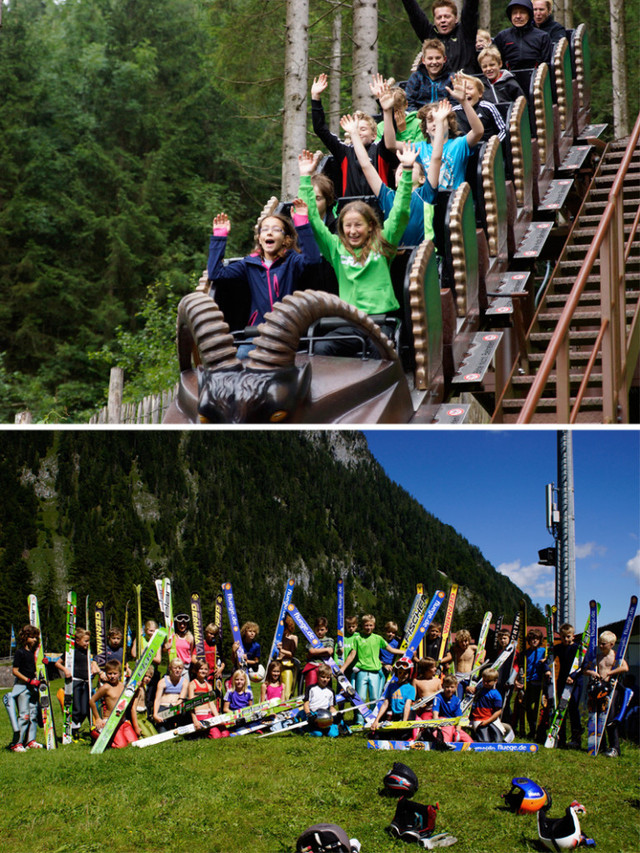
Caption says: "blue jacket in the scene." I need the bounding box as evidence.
[207,223,321,327]
[405,64,453,111]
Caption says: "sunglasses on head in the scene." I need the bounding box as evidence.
[175,614,190,624]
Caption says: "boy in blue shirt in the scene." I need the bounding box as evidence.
[370,658,416,735]
[469,668,504,742]
[432,673,474,743]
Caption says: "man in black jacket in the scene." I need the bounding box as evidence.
[400,0,480,74]
[532,0,568,46]
[493,0,553,71]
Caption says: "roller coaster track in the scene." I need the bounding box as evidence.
[494,113,640,423]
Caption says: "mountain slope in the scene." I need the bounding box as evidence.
[0,431,541,652]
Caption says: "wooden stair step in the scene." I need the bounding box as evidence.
[529,329,600,344]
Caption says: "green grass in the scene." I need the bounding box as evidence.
[1,680,639,853]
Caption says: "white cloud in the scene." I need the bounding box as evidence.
[575,542,606,559]
[497,559,555,600]
[626,549,640,580]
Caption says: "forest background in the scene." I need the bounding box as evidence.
[0,430,542,655]
[0,0,637,422]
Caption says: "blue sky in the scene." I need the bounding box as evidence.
[363,428,639,628]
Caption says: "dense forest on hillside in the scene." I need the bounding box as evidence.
[0,430,541,655]
[0,0,637,422]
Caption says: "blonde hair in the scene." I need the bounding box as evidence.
[457,72,484,98]
[352,111,377,136]
[599,631,617,645]
[454,629,472,644]
[478,46,503,66]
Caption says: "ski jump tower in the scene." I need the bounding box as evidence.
[542,431,576,627]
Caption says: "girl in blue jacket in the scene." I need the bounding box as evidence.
[207,203,321,357]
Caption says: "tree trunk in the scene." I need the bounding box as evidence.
[352,0,378,113]
[609,0,629,136]
[479,0,491,31]
[281,0,309,198]
[328,1,343,134]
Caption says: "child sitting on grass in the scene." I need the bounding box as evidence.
[370,658,416,737]
[303,663,339,737]
[468,668,505,742]
[431,673,474,743]
[153,657,188,732]
[261,660,285,704]
[188,660,219,739]
[89,660,138,748]
[412,657,443,719]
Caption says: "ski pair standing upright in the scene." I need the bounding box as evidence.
[586,595,637,756]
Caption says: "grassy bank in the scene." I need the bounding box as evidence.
[1,681,638,853]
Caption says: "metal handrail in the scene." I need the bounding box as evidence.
[517,111,640,423]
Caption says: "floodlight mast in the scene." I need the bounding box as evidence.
[556,431,576,627]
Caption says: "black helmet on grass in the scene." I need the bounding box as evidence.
[383,762,419,798]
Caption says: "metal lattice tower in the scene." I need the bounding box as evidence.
[556,431,576,626]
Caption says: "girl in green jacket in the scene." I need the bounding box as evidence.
[297,143,419,358]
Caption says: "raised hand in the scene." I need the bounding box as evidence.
[340,113,359,138]
[311,73,329,100]
[397,142,419,170]
[369,72,386,100]
[433,99,452,123]
[291,197,308,218]
[298,149,317,176]
[212,213,230,235]
[378,81,396,113]
[446,72,468,104]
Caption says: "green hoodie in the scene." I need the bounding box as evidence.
[299,170,412,315]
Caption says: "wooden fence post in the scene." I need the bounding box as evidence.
[107,367,124,424]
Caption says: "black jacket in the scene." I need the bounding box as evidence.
[538,14,568,46]
[479,70,525,104]
[494,19,553,70]
[401,0,480,74]
[311,99,397,196]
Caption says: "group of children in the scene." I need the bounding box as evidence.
[206,0,571,360]
[7,604,631,755]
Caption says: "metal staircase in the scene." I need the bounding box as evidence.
[494,120,640,423]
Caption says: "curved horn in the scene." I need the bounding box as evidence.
[176,291,241,372]
[245,291,398,369]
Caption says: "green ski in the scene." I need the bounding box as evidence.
[91,627,167,755]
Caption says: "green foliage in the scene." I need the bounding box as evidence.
[88,278,193,405]
[0,0,634,418]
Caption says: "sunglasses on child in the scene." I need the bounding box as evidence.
[174,614,190,624]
